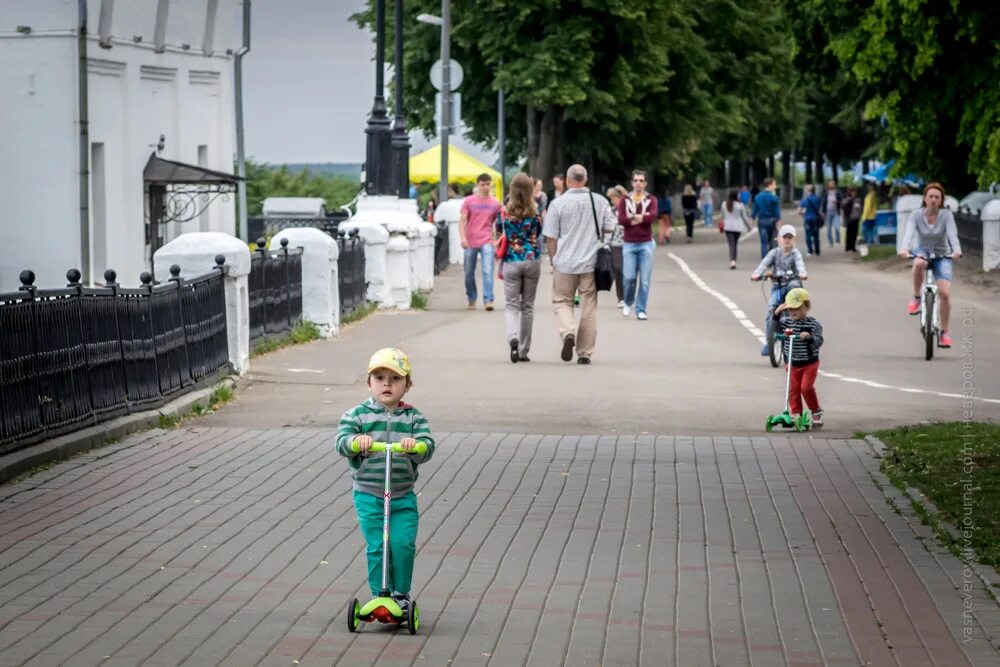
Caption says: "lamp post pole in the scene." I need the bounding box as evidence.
[438,0,450,205]
[391,0,409,198]
[498,58,505,196]
[364,0,392,195]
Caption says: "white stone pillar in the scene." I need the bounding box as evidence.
[416,220,437,291]
[271,227,340,338]
[981,200,1000,272]
[385,235,412,309]
[153,232,252,375]
[388,200,422,293]
[434,198,464,264]
[348,196,395,305]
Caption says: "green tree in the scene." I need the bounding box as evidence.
[243,160,361,215]
[811,0,1000,190]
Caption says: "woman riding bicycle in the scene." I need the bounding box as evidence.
[898,182,962,348]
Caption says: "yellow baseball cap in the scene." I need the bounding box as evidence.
[367,347,411,377]
[784,287,811,308]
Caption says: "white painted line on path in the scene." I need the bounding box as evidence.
[667,252,1000,405]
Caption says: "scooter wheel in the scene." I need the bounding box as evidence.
[347,597,360,633]
[407,599,419,634]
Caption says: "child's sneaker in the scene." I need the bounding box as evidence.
[393,593,410,613]
[812,410,824,428]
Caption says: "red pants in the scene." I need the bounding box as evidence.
[788,361,821,415]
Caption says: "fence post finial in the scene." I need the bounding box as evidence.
[104,269,118,287]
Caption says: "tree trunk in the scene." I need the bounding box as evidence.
[804,155,813,187]
[766,154,775,178]
[832,162,839,184]
[533,105,563,184]
[862,157,870,176]
[782,150,793,204]
[813,144,823,186]
[526,105,539,176]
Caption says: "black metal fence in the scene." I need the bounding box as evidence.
[247,213,348,242]
[434,221,449,275]
[953,212,984,256]
[248,238,304,345]
[337,228,367,317]
[0,262,230,454]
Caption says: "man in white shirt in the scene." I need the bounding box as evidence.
[542,164,617,364]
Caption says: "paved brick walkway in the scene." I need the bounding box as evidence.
[0,428,997,666]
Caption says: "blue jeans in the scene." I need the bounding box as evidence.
[702,203,713,226]
[758,219,777,258]
[825,211,841,245]
[464,244,494,303]
[804,219,822,255]
[861,219,877,245]
[622,240,655,314]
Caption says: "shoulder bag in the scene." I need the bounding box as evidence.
[589,194,614,292]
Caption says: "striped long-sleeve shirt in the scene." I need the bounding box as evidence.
[336,397,436,497]
[777,314,824,367]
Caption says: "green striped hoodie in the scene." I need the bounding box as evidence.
[336,397,435,497]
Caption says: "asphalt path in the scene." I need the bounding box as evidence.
[202,212,1000,438]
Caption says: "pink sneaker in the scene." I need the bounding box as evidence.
[906,297,920,315]
[939,331,952,348]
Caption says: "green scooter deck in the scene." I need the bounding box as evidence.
[358,596,403,619]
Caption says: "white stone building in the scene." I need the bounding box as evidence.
[0,0,244,289]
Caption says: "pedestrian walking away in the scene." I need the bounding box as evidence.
[752,224,808,357]
[798,184,823,256]
[752,177,782,257]
[496,173,544,363]
[681,184,698,242]
[336,348,436,610]
[656,190,673,244]
[543,164,617,364]
[617,170,657,320]
[898,182,963,348]
[460,174,503,310]
[841,186,862,252]
[721,189,752,269]
[699,179,715,226]
[824,179,842,247]
[774,288,825,427]
[860,182,879,247]
[533,178,549,221]
[605,185,628,305]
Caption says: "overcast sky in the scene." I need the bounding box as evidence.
[243,0,495,165]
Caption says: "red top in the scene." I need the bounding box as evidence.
[616,192,658,243]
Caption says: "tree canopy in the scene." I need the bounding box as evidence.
[353,1,998,191]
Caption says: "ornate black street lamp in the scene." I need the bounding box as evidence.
[391,0,410,198]
[364,0,392,195]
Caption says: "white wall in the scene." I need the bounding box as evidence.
[0,0,242,289]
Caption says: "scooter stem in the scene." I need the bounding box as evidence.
[380,433,392,596]
[783,334,794,412]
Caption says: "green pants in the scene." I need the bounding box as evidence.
[353,490,419,596]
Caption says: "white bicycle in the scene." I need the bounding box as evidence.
[911,252,952,361]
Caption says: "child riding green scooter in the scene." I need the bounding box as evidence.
[336,348,436,631]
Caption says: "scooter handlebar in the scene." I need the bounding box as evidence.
[350,441,428,455]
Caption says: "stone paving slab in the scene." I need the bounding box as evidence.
[0,427,997,666]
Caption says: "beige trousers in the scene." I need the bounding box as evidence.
[552,270,598,359]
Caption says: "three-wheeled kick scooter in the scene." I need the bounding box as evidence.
[765,332,813,432]
[346,440,426,634]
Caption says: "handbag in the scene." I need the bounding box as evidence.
[589,194,614,292]
[495,212,508,260]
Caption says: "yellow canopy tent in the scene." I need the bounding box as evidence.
[409,144,503,201]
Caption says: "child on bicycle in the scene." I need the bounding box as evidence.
[336,348,436,611]
[775,288,824,428]
[751,224,808,356]
[898,182,962,348]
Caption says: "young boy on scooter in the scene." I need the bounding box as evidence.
[336,348,436,612]
[751,224,808,356]
[775,288,824,428]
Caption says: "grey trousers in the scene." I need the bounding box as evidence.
[502,260,541,355]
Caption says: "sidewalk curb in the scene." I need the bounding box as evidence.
[864,434,1000,607]
[0,377,237,485]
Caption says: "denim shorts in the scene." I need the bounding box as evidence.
[914,248,953,281]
